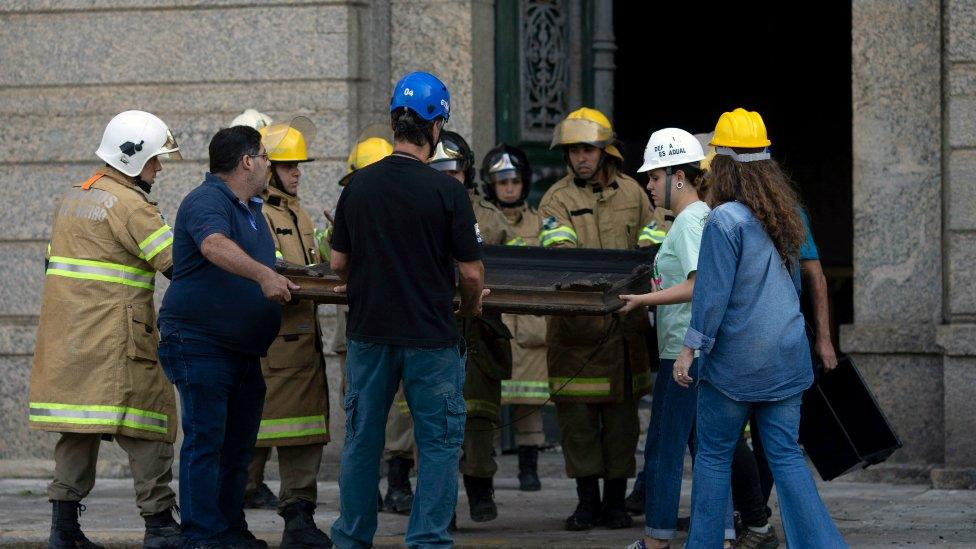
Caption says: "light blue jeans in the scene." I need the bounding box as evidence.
[331,339,467,549]
[643,359,734,540]
[687,381,846,548]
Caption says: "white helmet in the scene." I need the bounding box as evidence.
[637,128,705,173]
[95,110,181,177]
[231,109,273,130]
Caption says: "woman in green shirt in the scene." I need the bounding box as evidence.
[620,128,733,549]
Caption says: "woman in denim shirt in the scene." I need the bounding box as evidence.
[620,128,734,549]
[674,109,845,548]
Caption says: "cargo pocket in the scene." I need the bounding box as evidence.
[126,303,158,363]
[343,391,359,441]
[444,393,466,445]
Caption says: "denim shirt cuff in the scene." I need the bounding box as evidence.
[684,327,715,354]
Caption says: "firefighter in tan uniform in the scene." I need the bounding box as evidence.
[29,110,182,549]
[538,107,654,531]
[429,131,516,523]
[237,116,333,548]
[479,144,550,492]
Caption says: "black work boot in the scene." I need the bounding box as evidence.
[48,500,104,549]
[383,457,414,514]
[244,482,279,510]
[144,507,181,549]
[463,475,498,522]
[624,475,645,515]
[599,477,632,529]
[564,476,601,531]
[517,445,542,492]
[279,501,332,548]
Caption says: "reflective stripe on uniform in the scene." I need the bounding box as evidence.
[505,236,527,246]
[501,380,550,400]
[257,414,328,440]
[395,400,410,415]
[29,402,168,434]
[638,225,666,245]
[549,376,611,397]
[632,370,652,393]
[138,225,174,261]
[275,250,284,259]
[46,256,155,290]
[539,226,578,247]
[465,398,499,418]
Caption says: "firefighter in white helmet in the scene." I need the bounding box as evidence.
[30,110,183,548]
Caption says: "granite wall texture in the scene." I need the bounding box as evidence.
[843,0,976,488]
[0,0,496,477]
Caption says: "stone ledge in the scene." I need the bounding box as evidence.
[931,467,976,490]
[840,322,942,354]
[845,462,935,485]
[937,324,976,356]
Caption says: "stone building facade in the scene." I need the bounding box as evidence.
[0,0,973,488]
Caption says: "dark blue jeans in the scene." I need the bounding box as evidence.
[158,332,266,548]
[331,339,466,549]
[642,359,734,540]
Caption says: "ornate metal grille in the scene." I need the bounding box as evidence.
[519,0,570,142]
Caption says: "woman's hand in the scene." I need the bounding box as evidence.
[617,293,649,313]
[673,346,694,388]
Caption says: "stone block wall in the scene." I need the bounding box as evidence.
[0,0,496,476]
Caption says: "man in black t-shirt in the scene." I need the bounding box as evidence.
[328,71,487,548]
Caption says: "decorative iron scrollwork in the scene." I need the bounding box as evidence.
[520,0,569,142]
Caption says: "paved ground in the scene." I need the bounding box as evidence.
[2,453,975,548]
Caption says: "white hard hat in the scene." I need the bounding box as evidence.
[637,127,705,173]
[95,110,182,177]
[231,109,273,130]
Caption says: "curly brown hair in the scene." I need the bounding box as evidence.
[706,153,806,262]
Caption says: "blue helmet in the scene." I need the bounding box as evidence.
[390,71,451,122]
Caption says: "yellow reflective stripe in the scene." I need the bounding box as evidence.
[46,256,155,290]
[257,415,328,440]
[275,250,284,259]
[501,379,550,399]
[395,400,410,415]
[506,236,527,246]
[539,226,578,247]
[549,376,611,397]
[638,225,666,245]
[632,370,652,393]
[465,398,499,417]
[138,225,174,261]
[29,402,168,434]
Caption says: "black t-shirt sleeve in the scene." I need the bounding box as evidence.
[449,183,482,262]
[330,190,351,254]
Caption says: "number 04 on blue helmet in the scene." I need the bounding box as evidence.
[390,71,451,122]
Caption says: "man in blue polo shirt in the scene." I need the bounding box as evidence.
[158,125,298,548]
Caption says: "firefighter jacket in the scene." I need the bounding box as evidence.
[29,166,177,442]
[460,192,514,420]
[499,204,550,405]
[258,185,330,446]
[538,169,654,403]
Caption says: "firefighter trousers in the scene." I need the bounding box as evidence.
[460,360,501,479]
[246,444,324,508]
[556,398,640,479]
[47,432,176,516]
[510,404,545,447]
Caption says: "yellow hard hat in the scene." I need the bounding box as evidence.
[260,116,316,163]
[551,107,623,161]
[339,136,393,186]
[710,108,772,148]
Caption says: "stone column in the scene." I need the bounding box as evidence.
[390,0,495,160]
[932,0,976,489]
[842,0,944,483]
[590,0,616,121]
